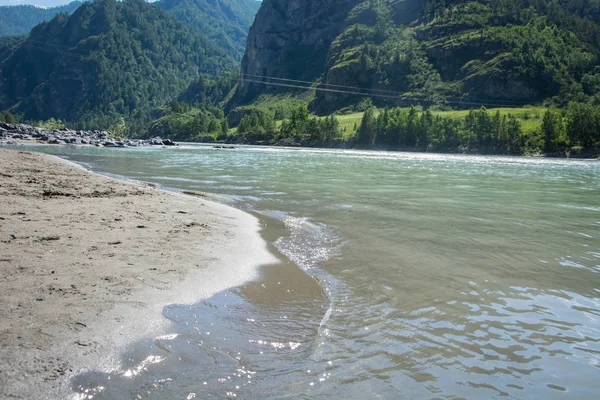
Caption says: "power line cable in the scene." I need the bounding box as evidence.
[240,78,535,108]
[240,71,534,106]
[11,39,540,109]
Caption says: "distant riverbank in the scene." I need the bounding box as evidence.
[190,134,599,159]
[0,149,277,398]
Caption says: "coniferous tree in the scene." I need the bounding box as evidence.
[542,108,564,152]
[357,107,377,145]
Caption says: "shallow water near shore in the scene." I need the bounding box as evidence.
[10,144,600,399]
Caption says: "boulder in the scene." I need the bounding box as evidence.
[0,122,16,130]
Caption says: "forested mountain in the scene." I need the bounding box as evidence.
[159,0,262,60]
[0,0,236,133]
[0,0,261,60]
[0,1,83,37]
[239,0,600,112]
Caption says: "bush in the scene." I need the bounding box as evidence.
[0,110,17,124]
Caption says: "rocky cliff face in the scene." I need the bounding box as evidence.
[238,0,430,109]
[237,0,600,113]
[239,0,362,100]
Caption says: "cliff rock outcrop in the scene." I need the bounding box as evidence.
[239,0,362,100]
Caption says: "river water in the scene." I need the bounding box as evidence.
[16,145,600,399]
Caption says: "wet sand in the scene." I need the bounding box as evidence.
[0,148,277,398]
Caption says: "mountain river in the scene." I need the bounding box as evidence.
[15,144,600,399]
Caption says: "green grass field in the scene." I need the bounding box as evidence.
[434,107,546,134]
[335,112,374,139]
[331,107,546,139]
[231,106,546,139]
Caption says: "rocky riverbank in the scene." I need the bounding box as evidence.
[0,122,177,147]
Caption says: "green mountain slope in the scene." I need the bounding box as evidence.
[159,0,261,60]
[0,2,83,37]
[0,0,236,133]
[239,0,600,113]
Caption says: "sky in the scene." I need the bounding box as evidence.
[0,0,160,7]
[0,0,80,6]
[0,0,258,7]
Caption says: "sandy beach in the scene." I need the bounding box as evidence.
[0,148,277,399]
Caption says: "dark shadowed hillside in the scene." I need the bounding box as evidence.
[159,0,261,60]
[0,1,83,37]
[0,0,236,133]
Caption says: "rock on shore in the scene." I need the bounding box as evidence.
[0,122,177,147]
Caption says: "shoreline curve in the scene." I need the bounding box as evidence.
[0,148,278,399]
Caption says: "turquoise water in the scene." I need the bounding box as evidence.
[14,145,600,399]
